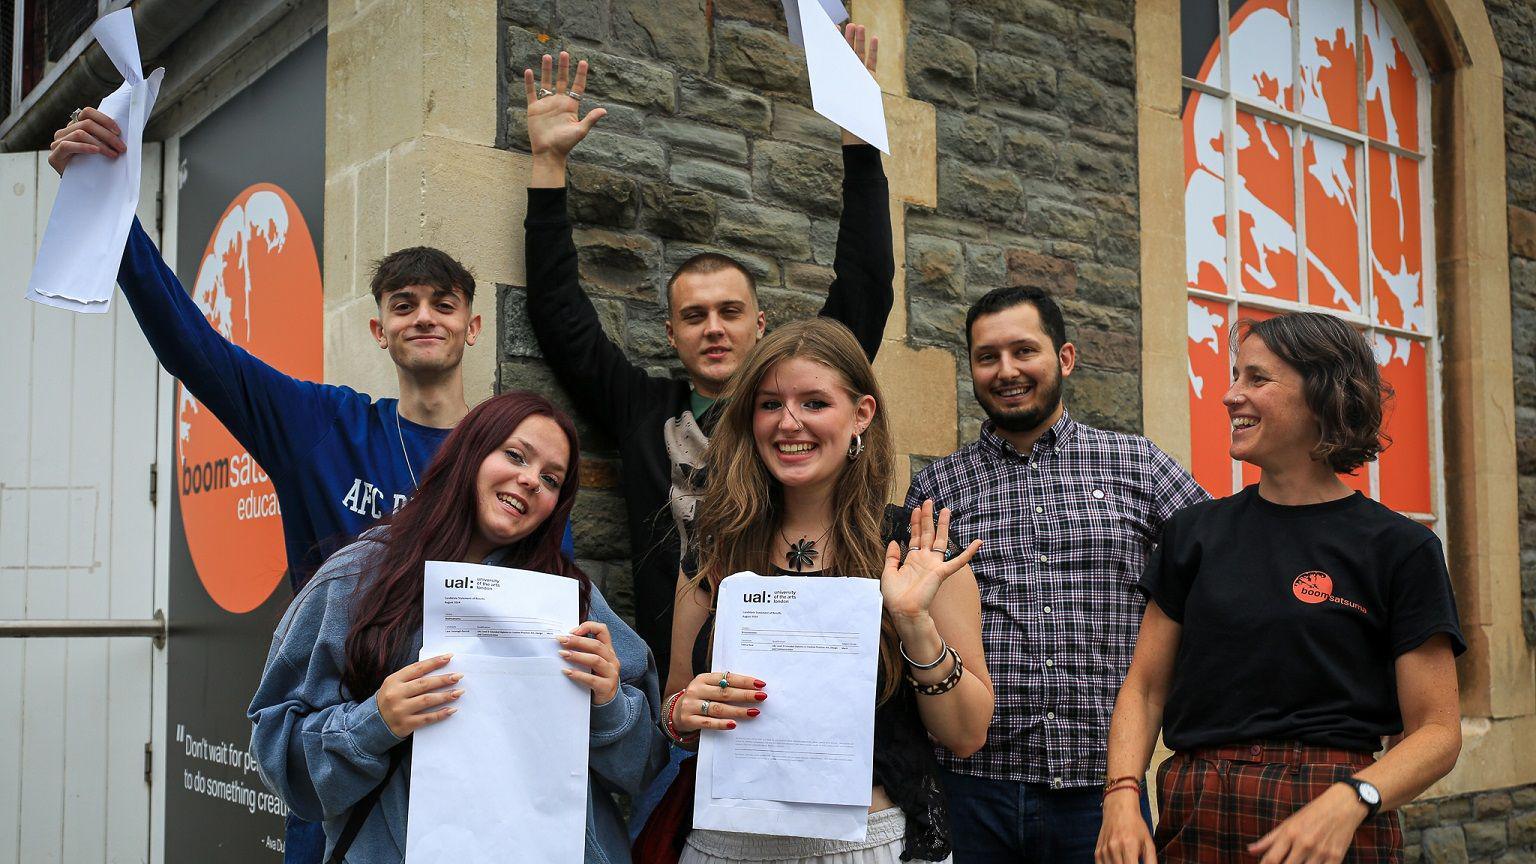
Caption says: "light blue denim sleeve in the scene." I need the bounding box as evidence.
[247,543,404,823]
[585,587,669,797]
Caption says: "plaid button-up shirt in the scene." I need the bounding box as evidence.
[906,411,1209,788]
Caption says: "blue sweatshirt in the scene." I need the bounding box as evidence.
[116,219,572,588]
[247,533,667,863]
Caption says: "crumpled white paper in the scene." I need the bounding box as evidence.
[26,8,165,314]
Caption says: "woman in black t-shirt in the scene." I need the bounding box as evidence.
[1096,312,1464,864]
[661,318,995,863]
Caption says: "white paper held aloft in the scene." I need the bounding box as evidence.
[797,0,889,153]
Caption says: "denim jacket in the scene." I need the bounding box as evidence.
[248,534,668,863]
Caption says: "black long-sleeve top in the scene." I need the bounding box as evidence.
[524,144,895,671]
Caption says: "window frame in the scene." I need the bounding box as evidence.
[1181,0,1444,531]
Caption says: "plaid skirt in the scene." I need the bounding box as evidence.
[1155,741,1402,864]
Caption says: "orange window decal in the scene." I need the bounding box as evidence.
[1230,0,1294,110]
[1369,147,1425,332]
[1187,298,1233,496]
[1184,90,1228,296]
[1303,134,1361,313]
[1375,336,1432,513]
[177,183,323,613]
[1299,0,1359,130]
[1236,112,1297,302]
[1364,0,1419,151]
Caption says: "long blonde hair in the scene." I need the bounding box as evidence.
[690,318,901,699]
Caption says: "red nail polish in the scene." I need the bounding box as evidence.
[747,708,760,717]
[754,679,766,688]
[727,721,737,729]
[754,691,768,701]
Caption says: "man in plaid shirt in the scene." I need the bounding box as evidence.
[905,286,1209,862]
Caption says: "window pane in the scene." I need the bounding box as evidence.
[1368,147,1426,331]
[1303,133,1361,313]
[1374,334,1432,513]
[1230,0,1295,111]
[1183,0,1222,82]
[1299,0,1359,130]
[1185,88,1230,295]
[1236,112,1298,302]
[1187,298,1234,496]
[1364,0,1420,151]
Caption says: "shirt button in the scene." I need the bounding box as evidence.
[1092,489,1105,499]
[1051,777,1063,789]
[1039,555,1049,564]
[1043,605,1052,614]
[1034,506,1044,514]
[1045,659,1055,668]
[1046,711,1055,720]
[1250,745,1262,756]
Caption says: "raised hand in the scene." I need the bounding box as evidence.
[838,23,880,146]
[558,620,622,706]
[524,51,606,164]
[376,653,463,738]
[48,107,125,176]
[880,500,982,625]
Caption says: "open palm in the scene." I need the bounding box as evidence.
[524,51,606,158]
[880,500,982,622]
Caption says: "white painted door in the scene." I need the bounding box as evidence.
[0,147,163,864]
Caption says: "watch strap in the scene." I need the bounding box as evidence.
[1341,777,1382,819]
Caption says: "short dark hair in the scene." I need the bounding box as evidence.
[664,253,757,313]
[964,286,1068,352]
[369,247,475,304]
[1234,312,1392,474]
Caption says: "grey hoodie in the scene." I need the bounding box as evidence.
[248,534,668,863]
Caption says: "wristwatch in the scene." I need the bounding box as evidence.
[1340,777,1382,819]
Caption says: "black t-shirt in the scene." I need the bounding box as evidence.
[1140,485,1466,753]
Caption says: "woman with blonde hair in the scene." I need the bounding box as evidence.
[661,317,995,863]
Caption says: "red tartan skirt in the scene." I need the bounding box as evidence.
[1154,741,1403,864]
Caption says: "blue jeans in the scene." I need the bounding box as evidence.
[629,743,692,840]
[284,812,326,863]
[940,770,1153,864]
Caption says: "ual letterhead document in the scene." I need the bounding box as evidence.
[693,572,882,840]
[406,563,589,863]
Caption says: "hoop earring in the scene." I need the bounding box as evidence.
[846,432,865,461]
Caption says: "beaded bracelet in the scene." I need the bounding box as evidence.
[905,645,963,695]
[661,691,699,746]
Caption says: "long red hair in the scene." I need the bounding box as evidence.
[342,391,587,697]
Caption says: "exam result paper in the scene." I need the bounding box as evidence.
[709,572,882,806]
[422,560,577,658]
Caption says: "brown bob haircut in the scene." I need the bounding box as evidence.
[368,247,476,304]
[1233,311,1394,475]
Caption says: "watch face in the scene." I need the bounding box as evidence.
[1358,782,1381,805]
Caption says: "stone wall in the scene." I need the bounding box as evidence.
[902,0,1142,441]
[1402,781,1536,864]
[1484,0,1536,647]
[494,0,1144,612]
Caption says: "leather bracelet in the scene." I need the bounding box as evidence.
[1103,774,1141,791]
[905,646,963,695]
[899,637,949,670]
[1102,781,1140,800]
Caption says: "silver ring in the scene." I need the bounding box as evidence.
[699,699,712,717]
[567,90,582,101]
[69,107,84,124]
[537,87,555,98]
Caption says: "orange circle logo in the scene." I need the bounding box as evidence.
[176,183,322,613]
[1292,571,1334,605]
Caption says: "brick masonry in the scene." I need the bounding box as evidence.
[1485,0,1536,647]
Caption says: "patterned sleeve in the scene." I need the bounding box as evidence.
[1144,438,1212,528]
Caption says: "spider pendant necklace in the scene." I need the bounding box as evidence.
[781,526,832,572]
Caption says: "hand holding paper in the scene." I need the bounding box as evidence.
[25,8,165,314]
[796,0,889,153]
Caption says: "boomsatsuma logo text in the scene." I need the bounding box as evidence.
[176,183,322,613]
[1291,570,1369,616]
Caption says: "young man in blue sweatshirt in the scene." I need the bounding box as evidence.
[50,107,573,863]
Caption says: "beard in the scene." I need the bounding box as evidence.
[975,364,1063,434]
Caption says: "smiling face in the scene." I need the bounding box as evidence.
[666,269,767,398]
[968,303,1075,436]
[369,284,481,376]
[750,356,875,494]
[470,414,570,555]
[1223,333,1321,470]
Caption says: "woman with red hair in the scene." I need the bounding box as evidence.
[249,391,667,863]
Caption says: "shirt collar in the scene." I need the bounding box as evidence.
[979,408,1077,460]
